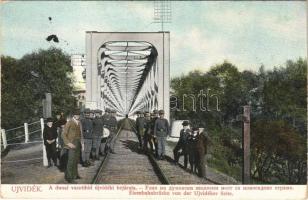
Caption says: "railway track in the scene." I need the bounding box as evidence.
[92,118,219,185]
[92,127,164,184]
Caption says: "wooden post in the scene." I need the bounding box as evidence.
[45,93,52,118]
[1,129,7,149]
[242,105,251,184]
[40,118,48,166]
[40,118,44,139]
[24,123,29,143]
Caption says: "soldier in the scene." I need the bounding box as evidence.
[187,127,198,173]
[43,117,58,168]
[103,108,117,154]
[195,127,209,177]
[135,111,144,149]
[62,109,84,183]
[108,109,118,153]
[80,109,93,167]
[149,110,159,157]
[154,110,170,160]
[173,120,190,168]
[143,111,152,153]
[92,109,104,160]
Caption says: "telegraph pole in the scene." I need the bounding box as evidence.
[154,1,172,32]
[242,105,251,184]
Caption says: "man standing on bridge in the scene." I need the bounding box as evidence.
[80,109,93,167]
[195,127,209,178]
[62,109,84,183]
[154,110,170,160]
[92,110,104,160]
[149,110,159,157]
[102,108,117,154]
[173,120,190,168]
[108,109,118,153]
[143,111,152,153]
[135,111,144,150]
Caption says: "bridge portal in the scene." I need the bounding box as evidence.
[85,32,170,120]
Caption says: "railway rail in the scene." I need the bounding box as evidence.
[92,118,219,185]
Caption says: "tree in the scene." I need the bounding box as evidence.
[170,58,307,183]
[1,47,76,129]
[251,120,306,183]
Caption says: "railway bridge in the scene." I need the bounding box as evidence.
[84,32,170,121]
[1,32,239,185]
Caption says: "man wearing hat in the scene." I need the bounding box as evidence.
[62,109,84,183]
[187,126,199,173]
[135,111,144,149]
[148,110,159,157]
[43,117,58,167]
[92,109,104,160]
[195,126,209,177]
[154,110,170,160]
[53,112,67,149]
[173,120,191,168]
[80,109,93,167]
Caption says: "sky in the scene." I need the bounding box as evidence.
[1,1,306,78]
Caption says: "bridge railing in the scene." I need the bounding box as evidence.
[1,118,48,166]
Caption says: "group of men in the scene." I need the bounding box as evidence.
[135,109,170,160]
[173,120,208,178]
[43,108,118,183]
[135,110,208,177]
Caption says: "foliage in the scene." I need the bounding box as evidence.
[171,58,307,184]
[1,47,76,129]
[251,120,306,183]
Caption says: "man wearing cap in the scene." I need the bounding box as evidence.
[154,110,170,160]
[80,109,93,167]
[135,111,144,149]
[173,120,190,168]
[43,117,58,167]
[148,110,159,157]
[109,109,118,153]
[92,109,104,160]
[103,108,117,154]
[142,111,151,152]
[62,109,84,183]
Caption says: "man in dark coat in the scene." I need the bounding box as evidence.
[80,109,93,167]
[195,128,209,177]
[173,120,190,168]
[54,112,67,148]
[103,108,117,154]
[154,110,170,160]
[135,111,144,149]
[143,111,152,153]
[43,117,58,167]
[148,110,159,157]
[92,110,104,160]
[187,127,198,173]
[108,109,118,153]
[54,112,67,171]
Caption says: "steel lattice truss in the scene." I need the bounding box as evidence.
[97,41,159,116]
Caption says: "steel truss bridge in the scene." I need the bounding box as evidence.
[85,32,170,120]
